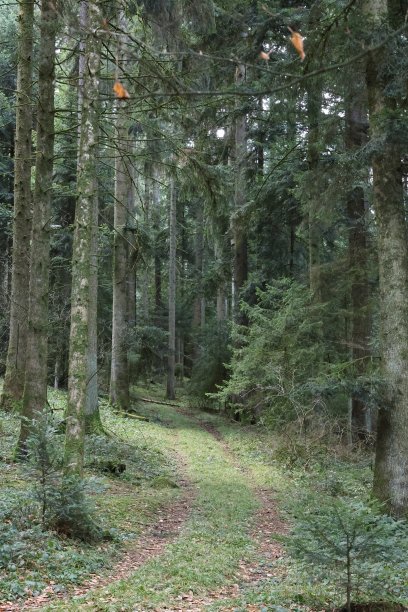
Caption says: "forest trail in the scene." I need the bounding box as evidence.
[21,399,287,612]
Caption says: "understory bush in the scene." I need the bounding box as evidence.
[288,494,408,609]
[215,279,379,430]
[26,412,104,542]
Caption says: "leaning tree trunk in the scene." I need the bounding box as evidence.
[17,0,57,457]
[1,0,34,411]
[363,0,408,516]
[64,0,101,475]
[344,73,371,443]
[110,6,130,410]
[166,177,176,400]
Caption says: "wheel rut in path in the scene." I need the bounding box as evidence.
[167,410,288,612]
[0,451,195,612]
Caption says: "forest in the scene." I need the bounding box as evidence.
[0,0,408,610]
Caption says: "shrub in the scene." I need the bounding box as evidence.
[288,495,408,610]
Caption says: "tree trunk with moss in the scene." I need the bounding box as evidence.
[110,7,130,411]
[17,0,57,457]
[64,0,101,474]
[1,0,34,411]
[363,0,408,516]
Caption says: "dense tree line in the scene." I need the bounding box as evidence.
[0,0,407,517]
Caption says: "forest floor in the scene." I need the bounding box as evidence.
[0,384,406,611]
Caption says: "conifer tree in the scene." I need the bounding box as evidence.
[18,0,58,456]
[64,0,101,474]
[1,0,34,410]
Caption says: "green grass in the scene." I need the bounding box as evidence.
[46,401,260,610]
[2,388,406,610]
[0,393,179,604]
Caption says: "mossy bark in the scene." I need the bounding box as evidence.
[109,6,130,411]
[1,0,34,411]
[65,1,101,473]
[17,0,57,457]
[363,0,408,515]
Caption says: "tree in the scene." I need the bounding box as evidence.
[64,0,101,475]
[362,0,408,516]
[344,71,371,443]
[109,4,131,411]
[17,0,58,457]
[166,175,177,400]
[1,0,34,410]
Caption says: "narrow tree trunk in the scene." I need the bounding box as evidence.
[110,9,130,410]
[85,174,102,434]
[166,178,176,400]
[345,77,371,443]
[140,160,151,322]
[17,0,57,457]
[192,205,204,358]
[363,0,408,515]
[153,164,163,320]
[231,64,248,323]
[65,0,101,474]
[306,65,322,299]
[1,0,34,411]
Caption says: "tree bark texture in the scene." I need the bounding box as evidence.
[1,0,34,410]
[363,0,408,515]
[18,0,57,456]
[110,8,131,410]
[345,73,371,443]
[65,0,101,474]
[306,3,323,301]
[231,64,248,323]
[166,178,176,400]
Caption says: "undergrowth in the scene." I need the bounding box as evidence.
[197,412,408,610]
[0,391,178,604]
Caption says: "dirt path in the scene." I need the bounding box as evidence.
[1,405,287,612]
[162,411,288,611]
[0,453,195,612]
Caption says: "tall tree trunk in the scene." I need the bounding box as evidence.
[140,160,151,323]
[166,177,176,400]
[17,0,57,456]
[231,64,248,322]
[192,204,204,358]
[153,164,163,321]
[345,76,371,443]
[363,0,408,515]
[65,0,101,474]
[110,6,130,410]
[1,0,34,411]
[306,4,323,301]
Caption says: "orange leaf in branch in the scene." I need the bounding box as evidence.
[288,27,305,61]
[113,81,130,100]
[259,50,272,61]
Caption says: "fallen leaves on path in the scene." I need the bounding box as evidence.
[0,456,195,612]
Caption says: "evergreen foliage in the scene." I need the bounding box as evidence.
[288,495,408,609]
[26,412,103,542]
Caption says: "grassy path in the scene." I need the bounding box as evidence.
[44,401,264,611]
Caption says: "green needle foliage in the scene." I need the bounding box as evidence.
[26,412,103,542]
[288,495,408,610]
